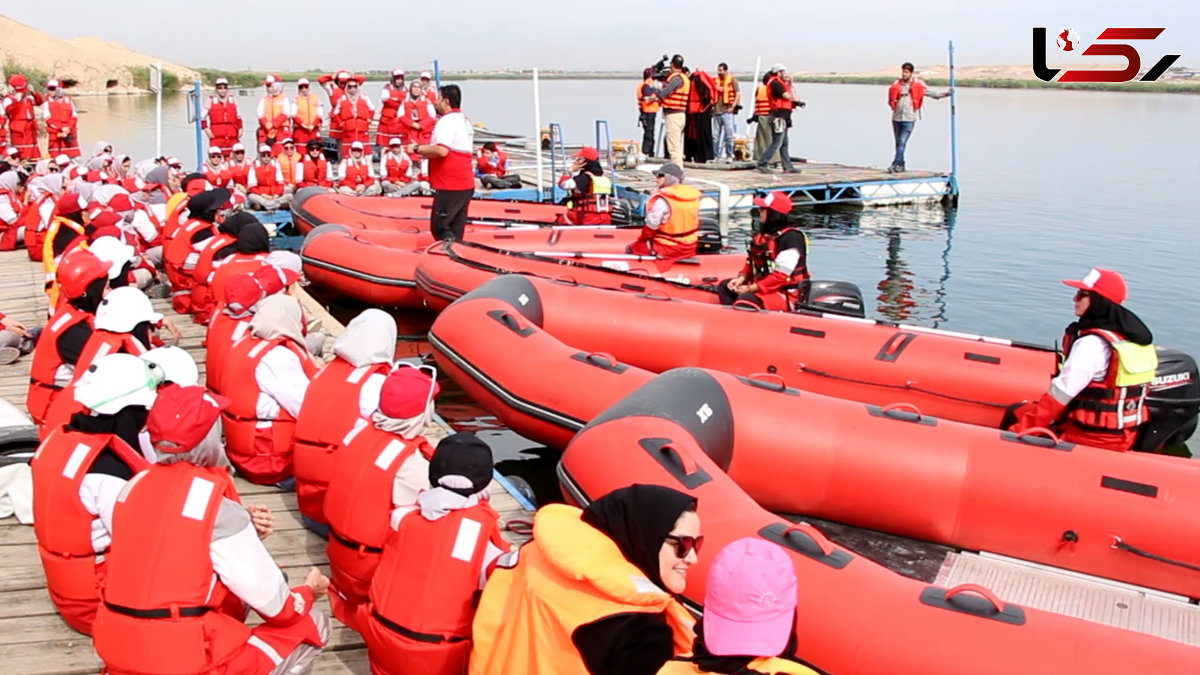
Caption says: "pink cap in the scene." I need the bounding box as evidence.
[703,538,797,657]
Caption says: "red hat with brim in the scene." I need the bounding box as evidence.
[574,146,600,161]
[54,192,86,217]
[378,366,440,418]
[1063,267,1127,305]
[753,190,793,215]
[147,384,231,453]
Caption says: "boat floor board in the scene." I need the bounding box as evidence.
[0,250,532,674]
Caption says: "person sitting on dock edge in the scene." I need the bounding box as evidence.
[887,62,951,173]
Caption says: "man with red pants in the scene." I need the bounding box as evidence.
[3,74,44,160]
[42,80,80,158]
[93,384,331,674]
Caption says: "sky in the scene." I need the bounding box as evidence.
[3,1,1196,73]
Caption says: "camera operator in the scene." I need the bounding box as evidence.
[656,54,689,164]
[637,68,661,158]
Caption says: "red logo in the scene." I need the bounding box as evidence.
[1033,27,1181,83]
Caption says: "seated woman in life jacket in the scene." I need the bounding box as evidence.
[294,308,399,536]
[361,432,510,675]
[324,365,439,629]
[0,308,35,366]
[31,353,159,634]
[207,265,287,396]
[627,163,701,261]
[557,146,614,225]
[221,294,322,485]
[662,538,818,675]
[471,484,699,675]
[1007,268,1156,452]
[189,210,260,325]
[93,384,332,675]
[718,191,809,311]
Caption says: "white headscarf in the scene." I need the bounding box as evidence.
[249,294,307,349]
[156,418,231,469]
[333,308,397,367]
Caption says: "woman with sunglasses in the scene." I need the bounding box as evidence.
[1007,268,1156,452]
[471,484,700,675]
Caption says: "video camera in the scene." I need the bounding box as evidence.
[648,55,671,82]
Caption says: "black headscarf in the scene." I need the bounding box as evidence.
[67,406,151,453]
[235,221,270,254]
[757,209,790,235]
[218,210,258,237]
[1066,292,1153,348]
[581,484,697,591]
[690,616,801,674]
[68,277,108,315]
[187,188,231,223]
[582,159,604,176]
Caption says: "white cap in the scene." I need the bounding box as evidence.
[281,137,295,145]
[264,74,278,85]
[392,69,405,78]
[772,63,787,73]
[95,286,163,332]
[74,353,162,415]
[208,146,223,155]
[167,156,181,166]
[47,79,60,88]
[350,141,364,150]
[215,77,229,85]
[141,346,199,387]
[420,70,432,79]
[336,70,350,80]
[258,143,272,153]
[388,137,403,146]
[54,153,71,166]
[5,147,18,157]
[232,142,246,152]
[297,77,310,86]
[87,237,138,281]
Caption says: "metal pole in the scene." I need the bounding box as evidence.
[533,68,544,201]
[154,63,163,158]
[948,40,958,200]
[434,59,441,90]
[192,80,203,170]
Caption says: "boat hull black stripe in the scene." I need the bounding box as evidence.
[300,255,416,287]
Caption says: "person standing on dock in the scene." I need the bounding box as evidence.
[750,72,778,166]
[291,78,324,149]
[334,77,376,158]
[410,84,475,241]
[3,74,44,160]
[637,68,661,158]
[203,77,243,157]
[886,62,951,173]
[658,55,690,164]
[712,63,740,162]
[756,65,802,175]
[376,69,408,150]
[42,80,80,159]
[256,75,293,157]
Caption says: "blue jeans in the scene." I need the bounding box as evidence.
[712,112,736,159]
[757,117,793,170]
[891,120,914,168]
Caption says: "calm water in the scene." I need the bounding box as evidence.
[79,80,1200,494]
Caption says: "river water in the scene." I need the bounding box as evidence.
[76,80,1200,496]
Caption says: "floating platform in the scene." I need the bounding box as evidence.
[0,250,532,674]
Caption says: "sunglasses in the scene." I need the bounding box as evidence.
[663,533,704,558]
[1074,290,1091,301]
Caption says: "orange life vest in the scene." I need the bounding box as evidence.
[293,358,393,525]
[278,151,304,185]
[204,312,252,397]
[661,72,691,112]
[766,74,794,113]
[324,425,434,617]
[470,504,695,675]
[362,502,507,675]
[27,306,92,425]
[31,428,148,635]
[259,94,289,130]
[638,80,661,114]
[714,74,737,106]
[163,218,214,312]
[42,216,88,309]
[161,193,190,242]
[221,335,319,485]
[648,184,701,248]
[293,92,322,128]
[92,463,251,674]
[754,85,771,116]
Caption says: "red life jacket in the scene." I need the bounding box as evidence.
[378,83,406,134]
[566,174,614,226]
[189,233,237,325]
[130,203,164,248]
[76,330,148,382]
[687,71,717,114]
[5,92,40,129]
[163,219,214,313]
[767,74,793,113]
[398,98,435,144]
[339,159,374,188]
[362,502,506,675]
[475,150,507,177]
[45,97,77,134]
[298,156,331,189]
[888,76,927,113]
[203,162,229,188]
[328,87,347,137]
[92,463,251,674]
[337,96,373,139]
[1063,328,1152,433]
[22,191,54,260]
[27,306,92,425]
[209,254,268,318]
[207,95,242,140]
[225,159,252,189]
[324,426,433,611]
[293,358,393,525]
[204,312,252,398]
[221,335,319,485]
[381,152,413,184]
[31,428,147,635]
[0,188,22,251]
[249,162,284,196]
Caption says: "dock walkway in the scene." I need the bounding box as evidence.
[0,250,532,674]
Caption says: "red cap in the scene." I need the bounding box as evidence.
[1063,267,1127,305]
[185,180,208,196]
[378,366,439,418]
[54,192,86,217]
[107,193,134,212]
[89,210,123,232]
[86,201,109,220]
[224,273,265,314]
[121,176,145,192]
[753,190,793,215]
[252,261,297,292]
[8,74,27,89]
[147,384,231,453]
[575,146,600,161]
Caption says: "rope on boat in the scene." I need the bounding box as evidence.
[1112,537,1200,573]
[795,363,1010,409]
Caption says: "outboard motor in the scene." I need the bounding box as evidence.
[1136,347,1199,452]
[697,217,723,254]
[610,198,633,226]
[797,280,865,318]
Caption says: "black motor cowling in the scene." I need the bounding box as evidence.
[1136,347,1200,452]
[697,217,723,254]
[798,280,866,318]
[610,198,633,226]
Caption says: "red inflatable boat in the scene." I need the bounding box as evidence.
[416,241,746,311]
[428,276,1197,447]
[300,225,645,308]
[559,386,1200,674]
[291,187,572,233]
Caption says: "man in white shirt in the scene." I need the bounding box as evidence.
[409,85,475,241]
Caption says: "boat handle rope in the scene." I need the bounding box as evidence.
[582,352,619,368]
[551,274,580,285]
[746,372,789,392]
[505,519,534,537]
[782,523,835,556]
[639,288,673,301]
[1112,536,1200,573]
[1015,427,1061,445]
[944,584,1005,613]
[881,402,925,420]
[796,363,1009,408]
[731,300,763,312]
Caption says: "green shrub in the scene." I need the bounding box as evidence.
[1,60,52,89]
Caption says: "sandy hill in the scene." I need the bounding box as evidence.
[0,14,200,95]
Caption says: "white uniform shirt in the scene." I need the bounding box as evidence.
[1050,334,1112,402]
[254,345,312,420]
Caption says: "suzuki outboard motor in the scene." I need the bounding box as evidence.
[1137,347,1199,452]
[610,198,633,226]
[697,217,723,254]
[798,280,865,318]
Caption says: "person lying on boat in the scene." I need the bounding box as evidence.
[662,538,818,674]
[1007,268,1156,452]
[93,384,332,675]
[471,484,699,675]
[718,190,808,310]
[360,432,510,675]
[558,146,615,225]
[627,163,701,261]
